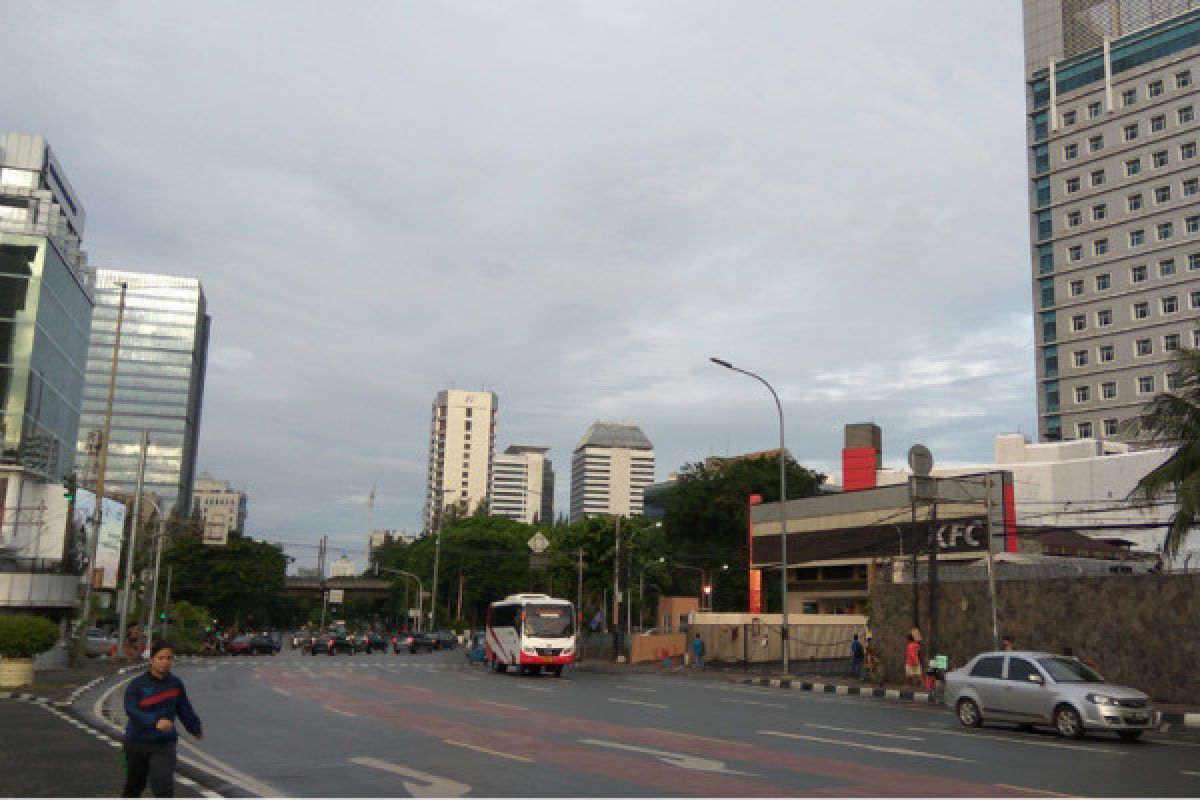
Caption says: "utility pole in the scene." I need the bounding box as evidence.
[75,281,127,662]
[431,506,443,630]
[928,489,939,665]
[162,565,173,640]
[576,547,584,664]
[117,430,148,658]
[984,475,1000,650]
[612,515,621,654]
[143,508,164,658]
[455,570,464,621]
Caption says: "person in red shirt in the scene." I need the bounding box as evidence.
[904,633,922,688]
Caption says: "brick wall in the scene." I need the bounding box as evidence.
[870,573,1200,704]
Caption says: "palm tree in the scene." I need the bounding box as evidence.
[1126,348,1200,560]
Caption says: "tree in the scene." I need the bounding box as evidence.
[1128,347,1200,559]
[162,531,288,628]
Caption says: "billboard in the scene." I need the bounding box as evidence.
[73,488,127,590]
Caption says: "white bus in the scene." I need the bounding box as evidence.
[485,593,575,676]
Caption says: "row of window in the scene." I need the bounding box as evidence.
[1062,147,1195,199]
[1063,106,1194,161]
[1064,213,1200,259]
[1068,372,1176,405]
[1064,331,1191,369]
[1064,176,1200,214]
[1065,294,1195,329]
[1060,71,1193,129]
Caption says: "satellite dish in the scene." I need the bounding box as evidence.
[908,444,933,477]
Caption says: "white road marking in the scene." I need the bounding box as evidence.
[608,697,669,709]
[443,739,532,763]
[615,685,659,693]
[323,706,358,718]
[758,730,975,763]
[1181,771,1200,777]
[178,738,287,797]
[273,688,291,697]
[907,726,1129,755]
[401,685,433,692]
[804,723,926,741]
[350,756,471,796]
[458,675,481,681]
[720,698,785,709]
[994,783,1078,797]
[517,685,553,692]
[578,738,755,775]
[479,700,527,711]
[645,728,754,748]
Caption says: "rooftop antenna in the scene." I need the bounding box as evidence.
[367,484,376,536]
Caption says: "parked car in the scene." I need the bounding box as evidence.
[84,628,117,658]
[248,633,280,655]
[305,634,330,655]
[355,632,387,654]
[395,631,436,654]
[466,631,487,664]
[945,651,1158,741]
[323,631,356,655]
[430,630,458,650]
[226,635,253,656]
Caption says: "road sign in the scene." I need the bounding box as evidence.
[527,532,549,553]
[328,589,344,603]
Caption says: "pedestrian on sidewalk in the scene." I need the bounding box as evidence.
[1002,635,1014,651]
[691,634,705,670]
[904,633,922,688]
[122,640,203,797]
[864,635,883,686]
[850,633,865,680]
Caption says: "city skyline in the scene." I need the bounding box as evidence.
[10,3,1040,558]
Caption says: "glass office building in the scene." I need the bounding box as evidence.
[76,269,209,516]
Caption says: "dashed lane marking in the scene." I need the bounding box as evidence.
[804,723,925,741]
[615,685,659,693]
[995,783,1079,796]
[644,728,754,748]
[443,739,533,763]
[1181,771,1200,777]
[907,726,1129,755]
[608,697,669,709]
[323,706,358,718]
[758,730,976,763]
[401,685,433,692]
[479,700,528,711]
[516,685,553,692]
[720,698,785,709]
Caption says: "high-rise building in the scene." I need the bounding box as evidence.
[569,422,655,522]
[0,132,94,617]
[490,445,554,524]
[423,389,497,531]
[76,269,209,516]
[191,475,246,546]
[329,554,357,578]
[1024,1,1200,442]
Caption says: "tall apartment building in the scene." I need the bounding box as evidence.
[1024,1,1200,442]
[490,445,554,524]
[0,132,95,617]
[76,269,209,516]
[423,389,497,531]
[191,476,246,546]
[569,422,655,522]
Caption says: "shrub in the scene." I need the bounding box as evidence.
[0,614,60,658]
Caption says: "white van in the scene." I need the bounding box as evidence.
[486,593,575,676]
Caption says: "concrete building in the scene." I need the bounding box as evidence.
[0,132,94,618]
[191,476,246,546]
[1024,1,1200,442]
[423,389,497,531]
[329,554,357,578]
[489,445,554,524]
[76,269,209,517]
[569,422,655,522]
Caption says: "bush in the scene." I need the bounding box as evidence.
[0,614,60,658]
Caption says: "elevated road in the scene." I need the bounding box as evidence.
[283,576,392,600]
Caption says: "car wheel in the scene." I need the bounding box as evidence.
[1117,730,1143,742]
[956,698,982,728]
[1055,705,1086,739]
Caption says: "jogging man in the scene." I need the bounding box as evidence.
[123,640,203,797]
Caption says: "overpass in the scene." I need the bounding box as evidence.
[283,576,393,600]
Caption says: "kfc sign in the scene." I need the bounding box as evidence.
[934,520,986,551]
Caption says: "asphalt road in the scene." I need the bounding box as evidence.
[89,646,1200,797]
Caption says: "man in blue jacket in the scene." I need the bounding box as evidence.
[123,640,203,797]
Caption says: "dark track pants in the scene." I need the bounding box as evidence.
[123,739,177,797]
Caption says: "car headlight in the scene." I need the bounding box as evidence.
[1086,693,1117,706]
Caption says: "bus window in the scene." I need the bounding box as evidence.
[524,605,574,638]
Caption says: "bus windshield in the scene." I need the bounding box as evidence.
[523,605,574,638]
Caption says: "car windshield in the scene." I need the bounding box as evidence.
[523,605,574,638]
[1038,656,1104,683]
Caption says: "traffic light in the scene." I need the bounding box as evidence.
[62,473,77,502]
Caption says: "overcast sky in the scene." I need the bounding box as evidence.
[10,2,1034,567]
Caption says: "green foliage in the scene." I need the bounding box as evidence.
[0,614,60,658]
[163,531,288,628]
[1128,347,1200,558]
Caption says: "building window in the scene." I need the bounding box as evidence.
[1192,253,1200,270]
[1088,101,1103,118]
[1195,330,1200,347]
[1096,273,1111,291]
[1077,421,1093,438]
[1168,372,1183,390]
[1139,375,1155,394]
[1091,169,1106,186]
[1136,338,1153,356]
[1092,203,1107,221]
[1073,349,1089,367]
[1075,385,1091,403]
[1066,176,1081,193]
[1178,71,1193,89]
[1089,134,1104,152]
[1184,142,1198,160]
[1193,289,1200,308]
[1121,88,1137,106]
[1165,333,1181,351]
[1069,279,1085,297]
[1148,79,1164,98]
[1186,178,1200,197]
[1181,106,1196,125]
[1156,186,1171,204]
[1123,123,1139,141]
[1128,230,1144,247]
[1129,193,1144,212]
[1072,314,1086,331]
[1067,210,1082,227]
[1065,143,1079,160]
[1097,308,1113,326]
[1188,215,1200,234]
[1151,115,1166,133]
[1153,150,1169,168]
[1163,295,1179,313]
[1161,258,1177,276]
[1158,222,1174,240]
[1069,245,1083,261]
[1133,301,1150,319]
[1104,418,1119,436]
[1063,109,1077,126]
[1132,264,1148,282]
[1099,344,1115,362]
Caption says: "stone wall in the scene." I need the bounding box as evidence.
[870,573,1200,704]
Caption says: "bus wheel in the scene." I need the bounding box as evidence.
[550,665,563,678]
[491,657,504,674]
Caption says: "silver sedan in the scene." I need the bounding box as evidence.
[944,650,1158,741]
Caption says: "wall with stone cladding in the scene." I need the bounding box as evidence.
[870,573,1200,704]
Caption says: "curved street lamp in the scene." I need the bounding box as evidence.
[710,357,790,675]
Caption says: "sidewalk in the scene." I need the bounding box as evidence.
[573,658,1200,734]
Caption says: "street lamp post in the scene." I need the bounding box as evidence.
[710,357,790,676]
[663,561,708,610]
[378,566,425,632]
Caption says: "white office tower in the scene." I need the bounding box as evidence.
[490,445,554,524]
[569,422,655,522]
[329,555,356,578]
[191,476,247,546]
[423,389,497,531]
